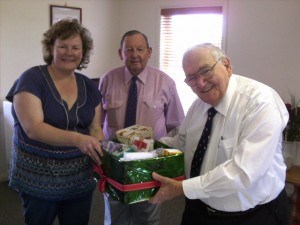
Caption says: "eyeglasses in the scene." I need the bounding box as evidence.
[184,57,222,87]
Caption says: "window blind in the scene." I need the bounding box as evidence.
[160,6,223,113]
[160,6,223,72]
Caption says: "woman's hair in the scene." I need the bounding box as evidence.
[41,19,93,70]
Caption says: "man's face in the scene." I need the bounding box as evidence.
[119,34,152,76]
[183,48,232,106]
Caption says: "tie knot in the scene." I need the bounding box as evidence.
[131,76,138,82]
[208,107,217,118]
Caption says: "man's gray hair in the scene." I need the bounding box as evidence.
[185,43,226,60]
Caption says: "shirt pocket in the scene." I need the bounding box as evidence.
[142,98,165,125]
[217,138,234,162]
[103,100,123,127]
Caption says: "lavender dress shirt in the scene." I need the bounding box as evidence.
[99,65,185,140]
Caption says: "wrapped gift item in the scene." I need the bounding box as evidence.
[95,141,184,204]
[102,140,123,153]
[101,140,135,159]
[121,151,158,161]
[132,137,154,152]
[156,149,183,156]
[116,125,153,146]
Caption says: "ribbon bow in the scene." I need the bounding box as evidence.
[93,164,106,192]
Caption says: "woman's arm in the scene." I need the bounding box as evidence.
[89,104,104,141]
[14,91,103,164]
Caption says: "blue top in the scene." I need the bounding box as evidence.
[6,65,101,200]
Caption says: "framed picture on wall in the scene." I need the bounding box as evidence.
[50,5,82,26]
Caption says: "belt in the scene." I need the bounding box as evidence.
[205,204,258,217]
[188,189,286,217]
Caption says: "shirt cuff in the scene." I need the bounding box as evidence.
[182,177,209,199]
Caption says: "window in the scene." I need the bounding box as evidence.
[160,7,223,114]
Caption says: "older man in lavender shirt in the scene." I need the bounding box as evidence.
[99,30,184,225]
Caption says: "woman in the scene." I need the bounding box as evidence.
[6,19,104,225]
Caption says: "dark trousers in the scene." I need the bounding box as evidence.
[20,191,93,225]
[181,189,290,225]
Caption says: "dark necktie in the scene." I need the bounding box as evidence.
[124,76,138,128]
[190,107,217,178]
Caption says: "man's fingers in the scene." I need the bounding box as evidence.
[152,172,165,183]
[149,189,163,204]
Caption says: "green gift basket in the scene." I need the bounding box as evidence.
[94,141,184,204]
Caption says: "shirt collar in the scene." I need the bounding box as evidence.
[124,66,148,84]
[214,74,237,117]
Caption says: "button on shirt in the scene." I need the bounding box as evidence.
[99,65,185,140]
[160,74,289,212]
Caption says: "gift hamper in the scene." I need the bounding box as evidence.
[94,125,184,204]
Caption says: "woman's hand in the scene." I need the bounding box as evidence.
[75,134,103,165]
[85,103,105,165]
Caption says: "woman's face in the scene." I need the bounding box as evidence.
[52,34,83,73]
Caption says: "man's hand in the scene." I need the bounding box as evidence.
[148,172,184,204]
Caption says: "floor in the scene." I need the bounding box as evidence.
[1,181,298,225]
[0,181,185,225]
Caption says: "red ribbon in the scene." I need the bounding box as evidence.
[93,164,184,193]
[133,139,148,149]
[108,175,185,192]
[93,164,106,192]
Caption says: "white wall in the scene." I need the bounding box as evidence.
[2,101,13,174]
[226,0,300,101]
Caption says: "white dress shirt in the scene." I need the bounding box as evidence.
[160,74,289,212]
